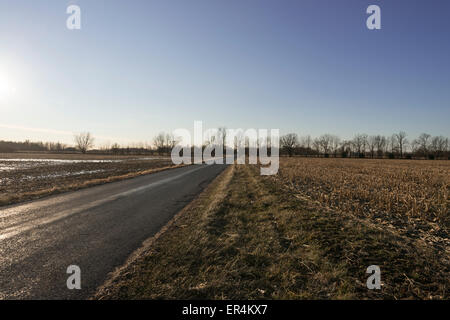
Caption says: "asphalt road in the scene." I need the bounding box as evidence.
[0,164,226,299]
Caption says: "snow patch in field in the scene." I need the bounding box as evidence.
[0,166,16,172]
[21,170,108,180]
[0,157,168,172]
[0,159,122,163]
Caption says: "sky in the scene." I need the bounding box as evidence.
[0,0,449,147]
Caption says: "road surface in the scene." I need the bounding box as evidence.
[0,164,226,299]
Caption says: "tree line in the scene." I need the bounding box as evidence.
[0,140,69,153]
[1,131,448,160]
[0,132,175,155]
[280,132,449,159]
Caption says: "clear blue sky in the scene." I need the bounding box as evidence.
[1,0,449,146]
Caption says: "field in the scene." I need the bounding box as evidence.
[0,152,176,206]
[275,158,449,250]
[97,158,449,300]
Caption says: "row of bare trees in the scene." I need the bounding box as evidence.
[73,132,172,155]
[152,132,176,154]
[0,140,70,153]
[75,132,177,155]
[3,130,447,160]
[280,132,449,159]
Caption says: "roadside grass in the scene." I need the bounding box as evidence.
[96,164,448,300]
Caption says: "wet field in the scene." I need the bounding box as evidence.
[0,153,175,206]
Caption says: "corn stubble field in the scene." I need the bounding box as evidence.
[99,157,449,300]
[276,158,449,249]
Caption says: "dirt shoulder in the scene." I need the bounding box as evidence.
[95,164,448,300]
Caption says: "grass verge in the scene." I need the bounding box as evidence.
[95,164,448,300]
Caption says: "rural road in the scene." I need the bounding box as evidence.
[0,164,226,299]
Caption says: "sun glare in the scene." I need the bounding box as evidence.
[0,74,16,100]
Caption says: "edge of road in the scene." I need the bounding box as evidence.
[93,164,234,299]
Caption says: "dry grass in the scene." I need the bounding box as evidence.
[274,158,449,249]
[95,160,449,300]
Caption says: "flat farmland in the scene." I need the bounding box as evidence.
[0,153,176,206]
[274,158,449,248]
[99,158,449,299]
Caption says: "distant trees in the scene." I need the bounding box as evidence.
[0,140,69,153]
[153,133,166,151]
[331,135,341,157]
[374,135,386,157]
[317,135,329,155]
[412,133,431,158]
[1,129,448,160]
[217,127,227,149]
[280,133,299,157]
[412,133,448,159]
[111,143,121,155]
[367,136,377,158]
[315,134,338,156]
[153,132,175,154]
[279,131,449,159]
[299,135,312,156]
[394,131,408,158]
[74,132,94,154]
[352,134,368,157]
[430,136,448,159]
[339,140,352,158]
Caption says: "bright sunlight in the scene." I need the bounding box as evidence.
[0,72,17,100]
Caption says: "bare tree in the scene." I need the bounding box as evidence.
[361,134,368,155]
[111,142,121,155]
[367,136,377,158]
[353,134,367,157]
[318,134,334,156]
[430,135,447,159]
[218,127,227,149]
[207,127,228,155]
[374,135,386,158]
[389,134,398,156]
[330,135,341,157]
[313,138,321,155]
[412,133,431,157]
[394,131,408,158]
[299,135,312,156]
[445,137,449,156]
[74,132,94,154]
[153,132,166,152]
[340,140,352,157]
[165,133,176,150]
[280,133,298,157]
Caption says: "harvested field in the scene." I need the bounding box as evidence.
[274,158,449,250]
[0,153,177,206]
